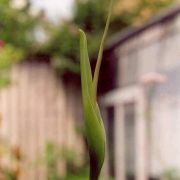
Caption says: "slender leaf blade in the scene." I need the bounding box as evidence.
[79,29,106,180]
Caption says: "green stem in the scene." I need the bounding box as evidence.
[92,0,114,102]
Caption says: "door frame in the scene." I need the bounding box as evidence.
[101,85,148,180]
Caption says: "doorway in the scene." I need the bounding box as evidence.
[101,86,148,180]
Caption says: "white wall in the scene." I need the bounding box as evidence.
[150,94,180,176]
[112,12,180,178]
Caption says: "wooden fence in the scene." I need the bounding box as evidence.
[0,61,84,180]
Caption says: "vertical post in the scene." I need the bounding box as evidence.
[135,89,148,180]
[114,104,125,180]
[101,106,110,180]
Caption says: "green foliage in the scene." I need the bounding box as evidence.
[0,45,24,88]
[0,143,22,180]
[44,143,61,180]
[51,56,79,75]
[114,0,175,25]
[3,169,17,180]
[64,167,89,180]
[41,22,80,74]
[0,0,38,51]
[42,142,88,180]
[74,0,108,33]
[161,168,180,180]
[0,45,24,69]
[1,0,170,75]
[0,0,39,88]
[41,0,174,75]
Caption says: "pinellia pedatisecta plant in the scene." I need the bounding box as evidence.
[79,0,114,179]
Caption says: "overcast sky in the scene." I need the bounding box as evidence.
[31,0,75,22]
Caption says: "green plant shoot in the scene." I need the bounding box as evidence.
[79,0,114,179]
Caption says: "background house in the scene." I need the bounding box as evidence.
[101,5,180,180]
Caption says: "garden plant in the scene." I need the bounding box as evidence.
[79,0,114,179]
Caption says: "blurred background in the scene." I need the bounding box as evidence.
[0,0,180,179]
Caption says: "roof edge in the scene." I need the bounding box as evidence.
[105,4,180,52]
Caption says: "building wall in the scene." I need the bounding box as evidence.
[103,11,180,179]
[0,61,84,180]
[150,94,180,176]
[116,14,180,87]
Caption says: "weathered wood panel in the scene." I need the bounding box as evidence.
[0,61,84,180]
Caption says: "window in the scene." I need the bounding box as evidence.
[119,50,138,87]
